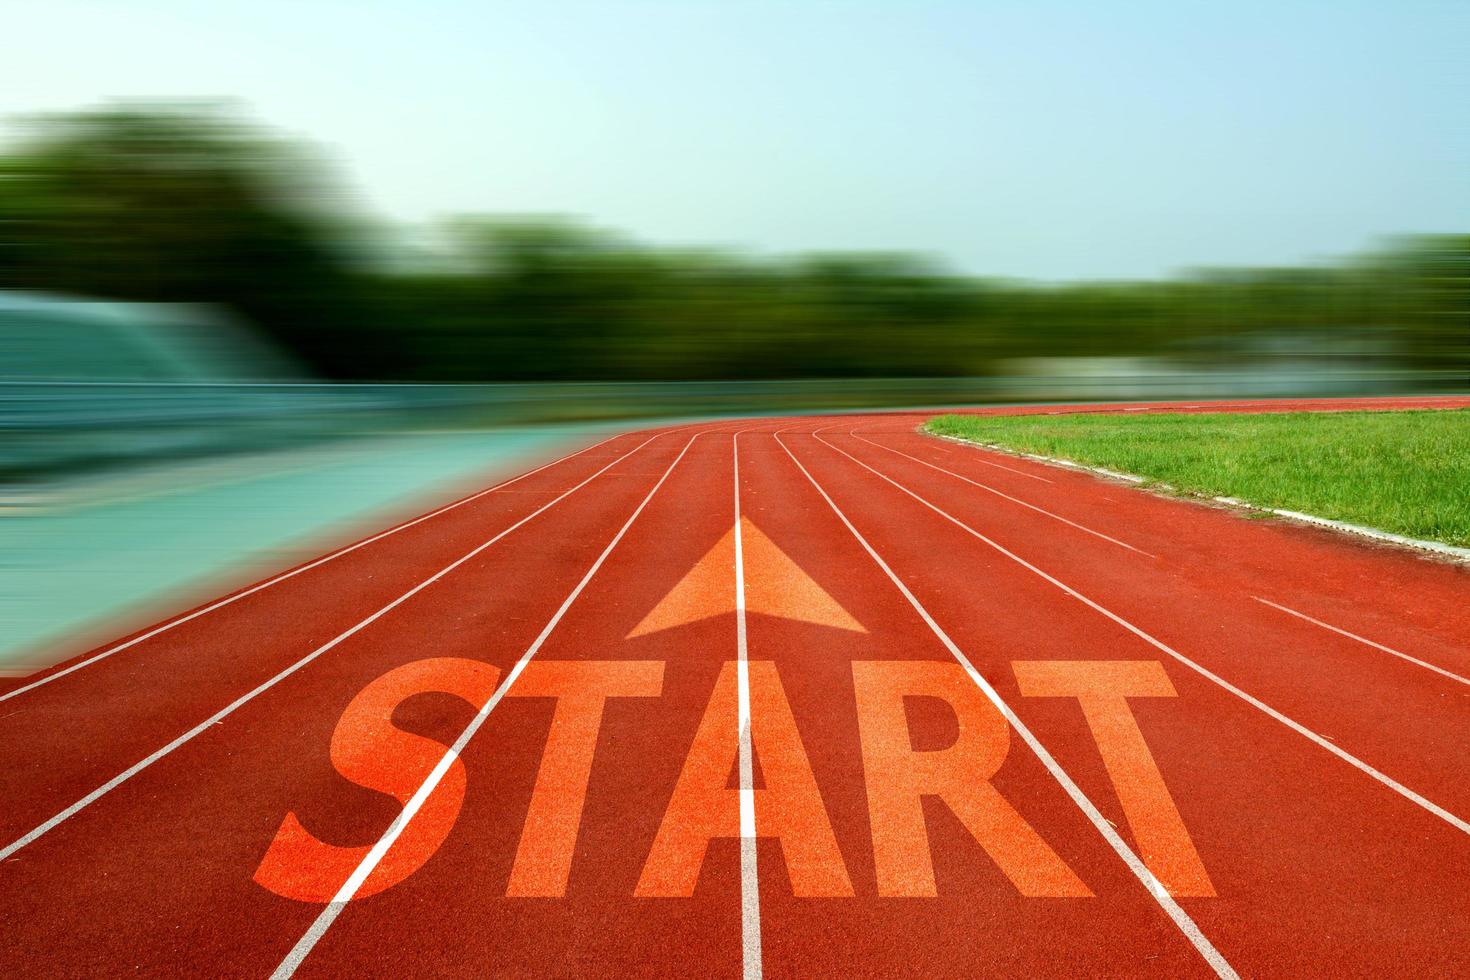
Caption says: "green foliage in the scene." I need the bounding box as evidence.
[1,103,1466,382]
[926,410,1470,547]
[0,103,396,377]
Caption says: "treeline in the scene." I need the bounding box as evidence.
[1,104,1465,382]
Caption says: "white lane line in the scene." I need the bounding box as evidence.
[930,434,1145,485]
[271,434,699,979]
[0,429,652,705]
[1253,598,1470,689]
[732,431,763,980]
[924,433,1470,565]
[812,432,1470,838]
[0,433,669,865]
[773,433,1238,979]
[847,431,1155,558]
[1232,504,1470,563]
[912,431,1054,483]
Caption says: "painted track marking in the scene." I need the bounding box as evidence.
[732,430,763,980]
[846,430,1154,557]
[772,431,1238,979]
[271,435,700,978]
[0,432,669,864]
[910,429,1054,483]
[810,431,1470,838]
[1253,597,1470,688]
[0,428,661,705]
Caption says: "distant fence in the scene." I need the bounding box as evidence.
[2,368,1463,485]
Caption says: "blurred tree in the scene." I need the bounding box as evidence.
[0,101,1463,384]
[0,102,396,377]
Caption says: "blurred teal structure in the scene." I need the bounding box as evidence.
[0,290,1463,674]
[0,424,607,675]
[5,290,1460,490]
[0,293,603,672]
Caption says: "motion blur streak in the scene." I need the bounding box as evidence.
[1,104,1465,394]
[0,103,1465,676]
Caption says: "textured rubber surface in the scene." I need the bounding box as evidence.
[2,398,1468,978]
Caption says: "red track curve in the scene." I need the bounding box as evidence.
[1,397,1467,977]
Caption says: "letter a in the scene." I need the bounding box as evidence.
[638,661,852,897]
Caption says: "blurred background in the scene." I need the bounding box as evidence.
[1,0,1465,669]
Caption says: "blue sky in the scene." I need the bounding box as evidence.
[3,0,1464,279]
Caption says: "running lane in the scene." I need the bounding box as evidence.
[0,427,670,846]
[274,428,747,976]
[778,420,1470,976]
[823,421,1470,819]
[0,432,697,974]
[1,399,1467,977]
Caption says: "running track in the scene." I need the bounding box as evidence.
[3,397,1469,977]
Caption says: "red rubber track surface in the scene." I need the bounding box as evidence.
[2,397,1468,978]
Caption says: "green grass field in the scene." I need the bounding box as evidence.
[925,409,1470,548]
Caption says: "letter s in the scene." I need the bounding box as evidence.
[254,657,500,902]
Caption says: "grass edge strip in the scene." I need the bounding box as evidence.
[929,432,1470,564]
